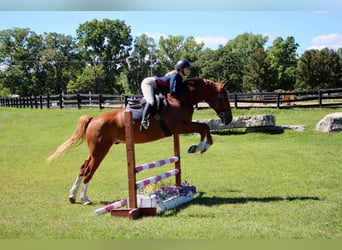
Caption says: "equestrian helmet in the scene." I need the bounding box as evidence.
[175,60,191,69]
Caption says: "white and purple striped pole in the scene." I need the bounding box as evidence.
[135,169,180,189]
[92,198,127,216]
[135,156,179,173]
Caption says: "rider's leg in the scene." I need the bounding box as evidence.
[140,77,156,130]
[141,102,153,130]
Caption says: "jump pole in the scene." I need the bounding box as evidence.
[110,110,181,219]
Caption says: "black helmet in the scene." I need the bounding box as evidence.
[175,60,191,69]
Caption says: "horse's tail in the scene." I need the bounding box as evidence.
[47,114,93,164]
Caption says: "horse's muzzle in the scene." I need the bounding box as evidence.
[218,112,233,125]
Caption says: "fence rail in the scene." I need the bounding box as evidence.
[227,88,342,108]
[0,93,126,109]
[1,88,342,109]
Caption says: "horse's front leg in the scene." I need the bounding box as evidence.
[177,122,213,154]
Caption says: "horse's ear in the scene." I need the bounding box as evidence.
[223,80,229,88]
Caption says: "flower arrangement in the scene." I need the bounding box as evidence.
[138,180,196,211]
[139,180,196,200]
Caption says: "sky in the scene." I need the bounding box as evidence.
[0,1,341,56]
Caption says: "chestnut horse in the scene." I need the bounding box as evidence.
[47,78,232,205]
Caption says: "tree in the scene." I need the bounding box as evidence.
[76,18,132,94]
[126,34,157,94]
[0,28,43,96]
[266,36,299,90]
[156,35,204,76]
[243,47,277,91]
[200,32,268,92]
[198,48,222,81]
[0,29,81,96]
[67,65,105,93]
[296,48,342,89]
[39,32,81,94]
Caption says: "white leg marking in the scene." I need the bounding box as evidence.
[69,175,82,203]
[80,183,92,205]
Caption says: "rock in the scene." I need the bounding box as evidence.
[194,114,276,130]
[315,112,342,132]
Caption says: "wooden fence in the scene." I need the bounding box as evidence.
[0,93,126,109]
[227,88,342,108]
[1,88,342,109]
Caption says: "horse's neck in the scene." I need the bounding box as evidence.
[186,82,212,105]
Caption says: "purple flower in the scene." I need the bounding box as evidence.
[151,180,196,200]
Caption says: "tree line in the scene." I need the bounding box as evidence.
[1,18,341,97]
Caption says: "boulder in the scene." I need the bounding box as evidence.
[315,112,342,132]
[194,114,276,131]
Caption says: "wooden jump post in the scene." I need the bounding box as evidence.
[110,110,181,219]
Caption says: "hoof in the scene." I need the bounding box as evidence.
[187,145,197,153]
[81,197,93,205]
[68,196,76,204]
[83,201,93,206]
[200,149,207,154]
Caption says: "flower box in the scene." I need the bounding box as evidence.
[137,181,196,211]
[156,191,194,211]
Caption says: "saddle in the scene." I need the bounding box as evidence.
[126,90,171,136]
[126,90,168,120]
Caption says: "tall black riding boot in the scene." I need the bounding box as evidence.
[140,103,153,131]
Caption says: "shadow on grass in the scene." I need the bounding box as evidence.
[211,127,284,135]
[192,191,320,206]
[158,191,320,217]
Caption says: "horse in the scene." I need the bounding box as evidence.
[47,78,233,205]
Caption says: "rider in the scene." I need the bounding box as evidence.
[140,59,191,130]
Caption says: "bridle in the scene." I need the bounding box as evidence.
[216,87,229,119]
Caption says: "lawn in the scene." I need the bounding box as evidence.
[0,106,341,239]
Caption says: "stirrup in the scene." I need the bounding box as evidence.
[140,119,149,132]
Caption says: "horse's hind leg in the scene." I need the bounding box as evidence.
[69,157,90,204]
[78,143,112,205]
[69,175,82,203]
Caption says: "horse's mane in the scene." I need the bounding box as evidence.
[184,78,216,87]
[178,78,220,104]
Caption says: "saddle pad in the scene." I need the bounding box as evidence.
[125,92,167,121]
[126,97,144,120]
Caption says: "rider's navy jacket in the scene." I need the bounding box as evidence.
[155,72,183,95]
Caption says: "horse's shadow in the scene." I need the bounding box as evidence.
[158,191,320,217]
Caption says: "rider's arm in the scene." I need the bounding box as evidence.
[169,73,181,95]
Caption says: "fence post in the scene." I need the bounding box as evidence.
[318,90,322,107]
[77,94,81,109]
[30,96,33,108]
[34,96,38,109]
[124,110,137,209]
[173,134,181,186]
[277,93,281,108]
[47,95,50,109]
[234,93,238,109]
[99,94,103,109]
[59,93,64,109]
[39,96,43,109]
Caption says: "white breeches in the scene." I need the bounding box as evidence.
[141,77,157,105]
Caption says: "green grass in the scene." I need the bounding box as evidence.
[0,107,341,239]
